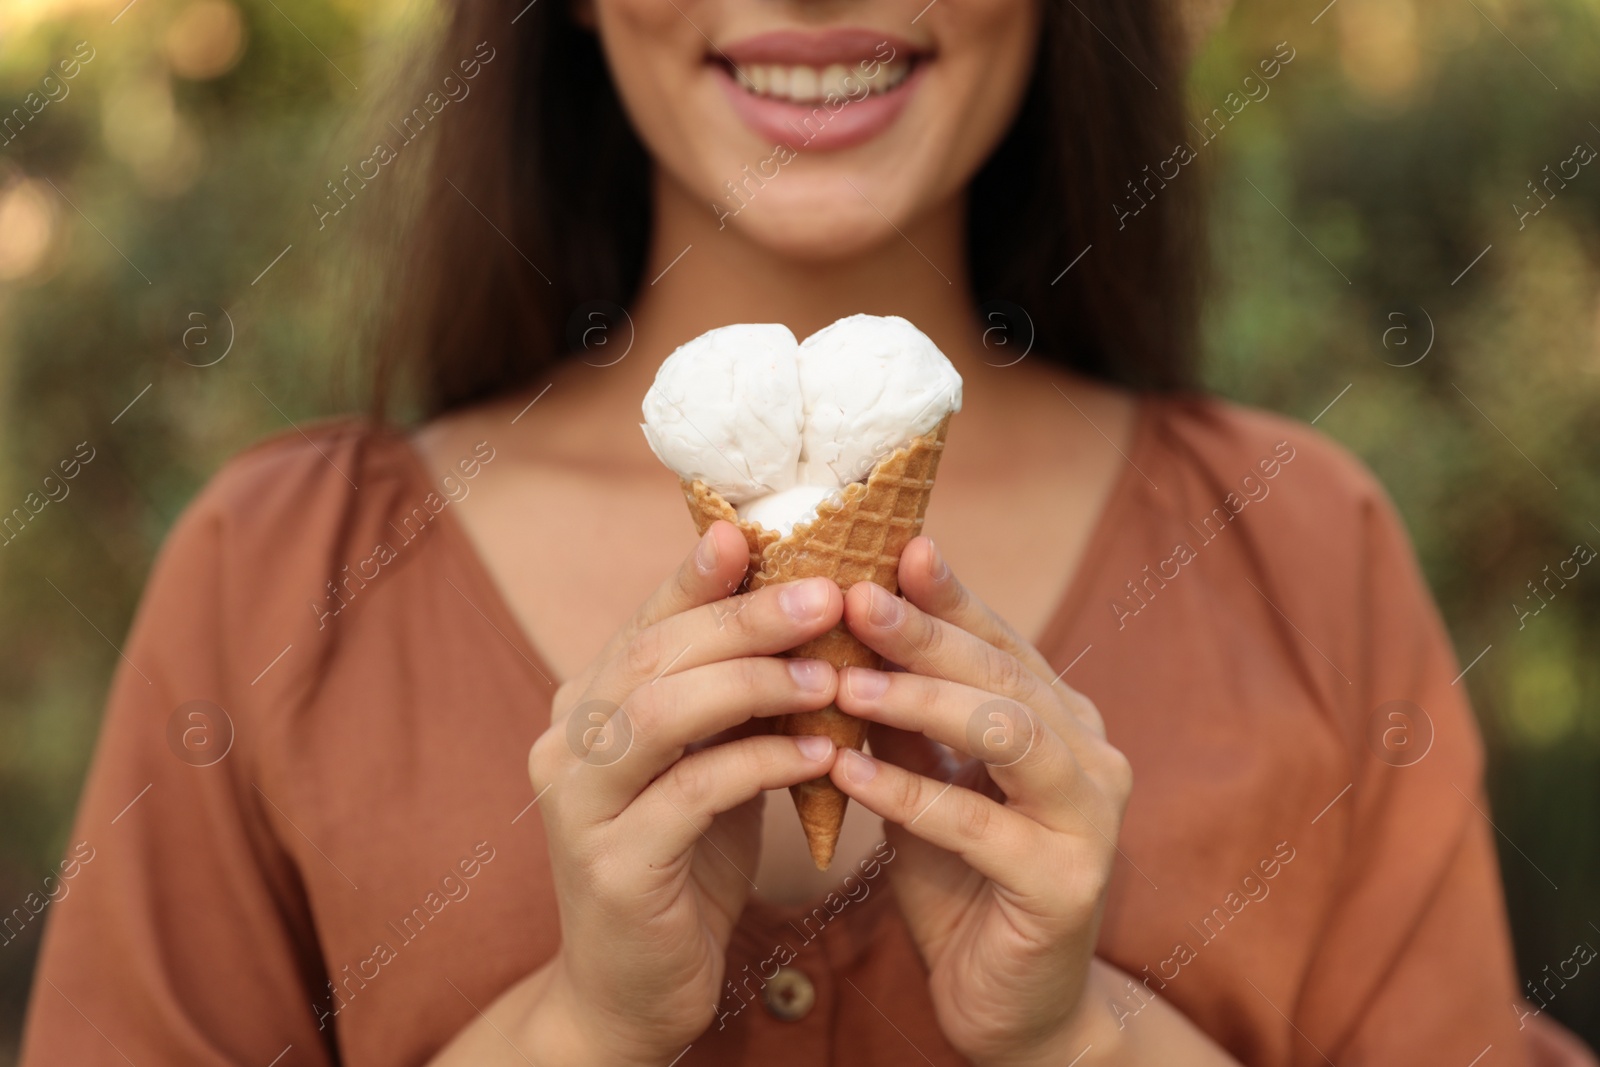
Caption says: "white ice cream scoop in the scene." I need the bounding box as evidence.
[795,314,964,489]
[736,484,842,536]
[641,315,962,532]
[640,323,803,505]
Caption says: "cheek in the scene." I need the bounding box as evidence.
[883,0,1041,194]
[927,0,1039,156]
[592,0,716,172]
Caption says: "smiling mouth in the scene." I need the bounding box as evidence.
[723,56,918,104]
[713,29,928,150]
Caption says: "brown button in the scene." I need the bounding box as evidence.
[763,966,816,1022]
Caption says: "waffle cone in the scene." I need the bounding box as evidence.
[679,414,951,869]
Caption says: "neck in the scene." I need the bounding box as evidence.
[522,168,1089,474]
[612,169,984,397]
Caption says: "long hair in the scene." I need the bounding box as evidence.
[368,0,1203,420]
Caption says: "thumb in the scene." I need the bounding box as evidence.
[599,519,751,662]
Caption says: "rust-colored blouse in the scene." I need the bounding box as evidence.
[21,397,1535,1066]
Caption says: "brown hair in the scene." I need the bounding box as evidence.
[369,0,1203,420]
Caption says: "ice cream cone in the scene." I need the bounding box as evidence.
[679,414,951,869]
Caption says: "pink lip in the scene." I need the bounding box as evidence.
[712,34,926,153]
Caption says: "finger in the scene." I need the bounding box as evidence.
[843,582,1058,723]
[617,734,838,868]
[591,576,843,698]
[566,658,838,817]
[588,520,753,677]
[838,666,1081,814]
[898,538,1106,734]
[898,537,1056,682]
[829,748,1046,892]
[868,725,1004,806]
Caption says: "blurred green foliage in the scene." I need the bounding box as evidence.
[1,0,1596,1057]
[1199,0,1600,1045]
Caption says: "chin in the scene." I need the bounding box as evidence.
[715,181,910,262]
[601,3,1035,263]
[729,212,903,264]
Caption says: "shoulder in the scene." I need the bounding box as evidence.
[1135,393,1432,703]
[1140,393,1401,554]
[171,418,418,577]
[1145,393,1384,507]
[155,417,452,698]
[192,417,386,520]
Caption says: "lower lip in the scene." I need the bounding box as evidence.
[714,62,925,152]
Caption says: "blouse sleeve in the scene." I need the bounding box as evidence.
[18,490,337,1066]
[1293,485,1532,1066]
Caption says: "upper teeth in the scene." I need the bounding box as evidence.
[734,59,912,103]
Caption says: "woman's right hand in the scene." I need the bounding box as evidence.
[523,519,845,1065]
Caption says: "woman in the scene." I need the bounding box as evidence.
[20,0,1588,1062]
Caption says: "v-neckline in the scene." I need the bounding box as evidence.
[393,394,1158,689]
[1026,394,1158,662]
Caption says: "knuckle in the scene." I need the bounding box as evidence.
[891,670,927,703]
[891,769,924,814]
[624,626,664,679]
[1101,746,1134,800]
[953,795,994,842]
[915,611,946,656]
[527,733,553,783]
[552,679,584,719]
[1073,850,1116,906]
[983,649,1030,697]
[1077,693,1108,733]
[621,687,659,740]
[739,737,782,780]
[905,673,946,713]
[529,725,570,779]
[947,578,977,618]
[721,592,762,638]
[669,753,718,810]
[579,840,627,900]
[997,704,1045,768]
[728,656,764,696]
[708,589,752,634]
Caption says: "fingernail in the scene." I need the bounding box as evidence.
[787,659,832,692]
[841,749,878,783]
[795,735,834,761]
[927,539,950,583]
[846,667,889,700]
[780,579,831,622]
[695,530,719,574]
[869,587,904,627]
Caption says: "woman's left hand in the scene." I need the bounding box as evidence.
[829,536,1132,1067]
